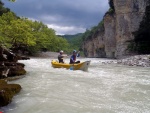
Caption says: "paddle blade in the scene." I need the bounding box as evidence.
[70,66,74,70]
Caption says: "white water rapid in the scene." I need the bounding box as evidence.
[1,58,150,113]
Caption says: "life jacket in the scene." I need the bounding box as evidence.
[70,55,76,64]
[58,54,64,63]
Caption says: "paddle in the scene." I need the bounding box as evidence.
[70,63,74,70]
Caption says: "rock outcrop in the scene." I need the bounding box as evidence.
[82,0,149,58]
[0,46,29,79]
[82,29,106,58]
[0,46,29,107]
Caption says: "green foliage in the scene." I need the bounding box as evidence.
[82,20,104,41]
[105,0,115,15]
[108,0,114,11]
[0,1,10,16]
[8,0,16,2]
[0,12,69,55]
[61,33,83,54]
[0,12,35,46]
[106,8,115,15]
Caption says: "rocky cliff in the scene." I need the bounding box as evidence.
[82,0,149,58]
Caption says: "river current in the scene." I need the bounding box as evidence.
[1,58,150,113]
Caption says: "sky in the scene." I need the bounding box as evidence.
[2,0,109,35]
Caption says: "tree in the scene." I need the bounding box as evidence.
[0,12,69,54]
[0,2,70,55]
[8,0,16,2]
[0,12,35,47]
[0,0,11,16]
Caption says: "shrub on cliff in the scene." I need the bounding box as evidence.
[82,20,104,41]
[109,0,114,11]
[107,0,115,15]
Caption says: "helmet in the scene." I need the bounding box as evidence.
[73,50,76,53]
[60,50,63,53]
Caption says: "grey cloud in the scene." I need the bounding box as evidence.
[3,0,109,34]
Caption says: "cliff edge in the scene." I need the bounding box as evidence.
[82,0,149,58]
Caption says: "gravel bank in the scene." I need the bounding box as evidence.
[100,55,150,67]
[117,55,150,67]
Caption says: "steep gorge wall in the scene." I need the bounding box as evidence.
[104,13,116,58]
[82,0,149,58]
[82,30,105,58]
[113,0,148,58]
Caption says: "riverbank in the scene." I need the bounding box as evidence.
[0,46,29,107]
[117,55,150,67]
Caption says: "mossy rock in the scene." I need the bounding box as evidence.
[8,67,26,77]
[0,89,13,106]
[10,69,26,76]
[0,81,21,107]
[0,84,22,94]
[16,69,26,75]
[0,80,7,85]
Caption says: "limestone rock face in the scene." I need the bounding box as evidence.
[83,31,106,58]
[114,0,148,58]
[104,14,116,58]
[82,0,149,58]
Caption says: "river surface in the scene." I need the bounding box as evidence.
[1,58,150,113]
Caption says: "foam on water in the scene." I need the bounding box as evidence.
[1,58,150,113]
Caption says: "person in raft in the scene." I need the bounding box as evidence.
[69,50,80,64]
[58,50,67,63]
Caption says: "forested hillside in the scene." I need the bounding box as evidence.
[0,0,69,55]
[59,33,83,54]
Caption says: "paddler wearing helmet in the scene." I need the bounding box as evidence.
[69,50,80,64]
[58,50,65,63]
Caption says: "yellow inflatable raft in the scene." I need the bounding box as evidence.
[51,60,90,71]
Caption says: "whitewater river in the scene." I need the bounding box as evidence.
[1,58,150,113]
